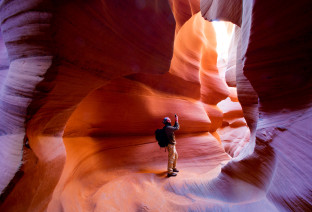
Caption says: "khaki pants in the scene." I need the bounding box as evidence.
[167,144,178,174]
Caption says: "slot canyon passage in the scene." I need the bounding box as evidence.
[0,0,311,211]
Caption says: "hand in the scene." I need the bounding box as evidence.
[175,114,178,121]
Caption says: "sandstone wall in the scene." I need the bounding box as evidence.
[171,0,312,211]
[0,0,311,211]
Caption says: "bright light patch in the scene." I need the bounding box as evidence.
[212,21,234,62]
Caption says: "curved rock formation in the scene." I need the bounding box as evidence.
[0,0,311,211]
[170,0,312,211]
[201,0,242,26]
[0,0,176,209]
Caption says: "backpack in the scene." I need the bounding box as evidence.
[155,126,169,147]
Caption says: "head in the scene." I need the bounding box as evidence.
[163,117,171,125]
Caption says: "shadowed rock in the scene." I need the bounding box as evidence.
[0,0,311,211]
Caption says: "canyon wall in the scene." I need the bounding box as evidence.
[170,0,312,211]
[0,0,311,211]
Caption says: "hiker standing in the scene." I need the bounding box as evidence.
[163,114,180,177]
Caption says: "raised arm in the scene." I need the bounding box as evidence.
[167,114,179,131]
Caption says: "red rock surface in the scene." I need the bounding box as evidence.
[0,0,311,211]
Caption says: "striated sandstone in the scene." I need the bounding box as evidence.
[0,0,311,211]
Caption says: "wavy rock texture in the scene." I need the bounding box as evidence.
[0,0,311,211]
[169,0,312,211]
[217,93,249,158]
[200,0,242,26]
[0,31,8,84]
[0,0,176,210]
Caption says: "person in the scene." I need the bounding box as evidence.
[163,114,180,177]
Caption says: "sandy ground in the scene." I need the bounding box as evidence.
[46,133,230,211]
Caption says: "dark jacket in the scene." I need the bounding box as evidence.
[164,121,179,145]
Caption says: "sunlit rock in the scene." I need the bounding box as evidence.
[0,0,311,211]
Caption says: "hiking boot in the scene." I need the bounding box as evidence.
[167,172,177,177]
[173,168,179,172]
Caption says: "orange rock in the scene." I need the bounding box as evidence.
[203,104,223,132]
[4,0,312,211]
[64,78,211,137]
